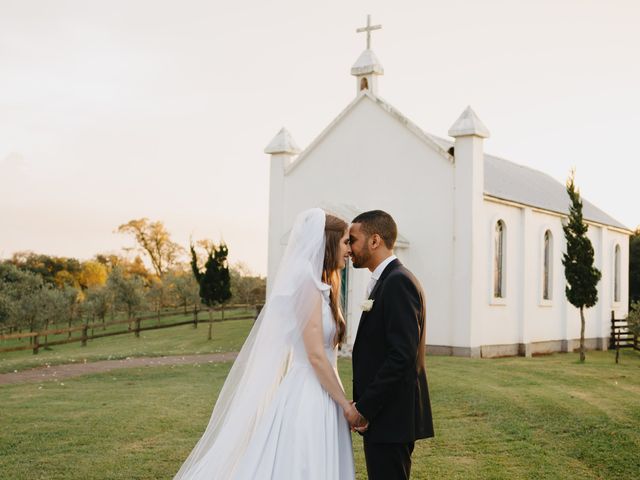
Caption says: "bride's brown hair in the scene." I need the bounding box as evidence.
[323,214,348,346]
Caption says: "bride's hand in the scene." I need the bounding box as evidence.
[344,402,368,430]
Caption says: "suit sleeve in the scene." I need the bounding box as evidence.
[355,273,422,421]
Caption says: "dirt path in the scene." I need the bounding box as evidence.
[0,352,239,386]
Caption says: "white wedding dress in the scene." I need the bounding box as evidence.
[232,285,355,479]
[173,208,354,480]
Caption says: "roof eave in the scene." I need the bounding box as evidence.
[483,194,633,234]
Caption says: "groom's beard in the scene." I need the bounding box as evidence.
[351,247,371,269]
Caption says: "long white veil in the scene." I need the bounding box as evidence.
[174,208,326,480]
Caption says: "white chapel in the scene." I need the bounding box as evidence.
[264,17,631,357]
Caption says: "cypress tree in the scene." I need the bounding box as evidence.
[190,241,232,339]
[562,171,602,362]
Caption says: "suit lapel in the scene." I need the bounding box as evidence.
[368,258,401,300]
[355,259,402,342]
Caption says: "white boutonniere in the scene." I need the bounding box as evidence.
[361,299,374,312]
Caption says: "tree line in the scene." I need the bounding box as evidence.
[0,218,265,334]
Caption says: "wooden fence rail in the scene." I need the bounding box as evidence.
[0,304,260,355]
[610,310,639,363]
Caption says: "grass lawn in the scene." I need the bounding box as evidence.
[0,313,254,374]
[1,350,639,479]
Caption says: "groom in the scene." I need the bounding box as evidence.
[345,210,434,480]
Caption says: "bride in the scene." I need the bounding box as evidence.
[173,208,356,479]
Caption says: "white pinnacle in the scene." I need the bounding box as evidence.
[448,106,490,139]
[264,127,301,155]
[350,49,384,76]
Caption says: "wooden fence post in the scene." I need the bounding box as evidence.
[207,308,213,341]
[81,322,88,347]
[613,311,620,364]
[193,306,198,328]
[32,335,39,355]
[135,317,141,338]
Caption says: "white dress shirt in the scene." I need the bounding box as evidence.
[366,254,397,297]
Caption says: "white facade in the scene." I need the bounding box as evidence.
[264,48,631,358]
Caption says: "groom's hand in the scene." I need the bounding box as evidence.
[345,401,369,432]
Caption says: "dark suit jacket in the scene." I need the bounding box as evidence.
[352,259,434,443]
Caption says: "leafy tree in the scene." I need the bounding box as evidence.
[627,301,640,338]
[230,262,266,304]
[117,218,184,277]
[78,261,108,290]
[0,263,45,332]
[213,244,232,305]
[146,277,166,323]
[0,290,14,327]
[53,270,78,289]
[562,172,602,362]
[128,256,152,282]
[95,253,126,270]
[60,285,81,336]
[190,240,232,338]
[630,228,640,306]
[94,253,151,282]
[41,286,75,344]
[166,270,200,313]
[8,252,81,288]
[106,267,146,323]
[84,286,112,327]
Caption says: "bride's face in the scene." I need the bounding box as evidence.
[337,230,351,270]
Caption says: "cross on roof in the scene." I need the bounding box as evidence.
[356,14,382,50]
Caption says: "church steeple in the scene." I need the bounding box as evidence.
[351,15,383,96]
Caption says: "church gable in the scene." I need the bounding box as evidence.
[285,92,452,177]
[282,93,455,205]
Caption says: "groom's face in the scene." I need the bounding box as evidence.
[349,223,372,269]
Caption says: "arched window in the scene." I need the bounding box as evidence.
[494,220,506,298]
[360,77,369,91]
[614,244,621,302]
[543,230,553,300]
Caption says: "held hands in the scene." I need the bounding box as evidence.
[344,401,369,433]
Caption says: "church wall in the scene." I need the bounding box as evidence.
[278,97,455,346]
[477,201,523,347]
[477,200,630,356]
[591,227,629,342]
[526,210,566,344]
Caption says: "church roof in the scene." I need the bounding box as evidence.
[426,134,629,231]
[483,155,628,230]
[285,92,628,231]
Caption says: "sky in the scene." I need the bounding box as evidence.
[1,0,639,275]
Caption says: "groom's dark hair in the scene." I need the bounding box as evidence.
[352,210,397,249]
